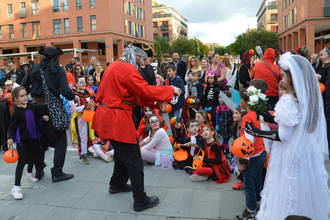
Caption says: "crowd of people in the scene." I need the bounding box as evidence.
[0,43,329,219]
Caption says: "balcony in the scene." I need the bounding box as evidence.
[153,13,171,19]
[160,25,169,31]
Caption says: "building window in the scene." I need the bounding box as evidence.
[90,0,95,8]
[77,16,83,32]
[0,27,2,40]
[22,23,27,38]
[64,18,70,33]
[271,14,278,21]
[284,0,287,9]
[76,0,82,10]
[32,21,40,38]
[90,15,96,31]
[53,0,61,12]
[162,32,169,41]
[162,21,169,26]
[124,19,129,34]
[8,4,13,18]
[153,33,158,39]
[128,2,132,16]
[63,0,69,11]
[153,21,158,27]
[284,15,288,29]
[53,19,62,35]
[31,0,39,15]
[9,24,14,39]
[21,2,26,9]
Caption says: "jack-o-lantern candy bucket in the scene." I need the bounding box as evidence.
[231,135,254,158]
[82,110,95,122]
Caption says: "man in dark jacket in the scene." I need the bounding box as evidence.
[172,52,187,83]
[21,46,79,182]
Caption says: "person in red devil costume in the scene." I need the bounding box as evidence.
[92,44,182,212]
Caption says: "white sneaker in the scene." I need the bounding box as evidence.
[26,172,39,183]
[102,154,114,163]
[11,186,23,200]
[190,174,208,182]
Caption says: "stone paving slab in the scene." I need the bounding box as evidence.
[1,148,329,220]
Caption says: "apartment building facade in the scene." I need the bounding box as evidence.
[152,5,188,44]
[0,0,152,66]
[278,0,330,53]
[256,0,278,33]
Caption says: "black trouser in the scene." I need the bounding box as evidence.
[267,96,279,111]
[327,119,330,158]
[109,140,147,204]
[15,139,43,186]
[52,128,68,173]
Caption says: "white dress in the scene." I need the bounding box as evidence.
[257,94,329,220]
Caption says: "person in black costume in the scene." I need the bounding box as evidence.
[21,46,79,182]
[0,87,10,152]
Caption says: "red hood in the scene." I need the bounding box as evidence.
[263,48,276,63]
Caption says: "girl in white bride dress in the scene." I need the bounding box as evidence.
[245,53,329,220]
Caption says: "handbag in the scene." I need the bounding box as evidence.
[40,69,69,131]
[173,143,188,162]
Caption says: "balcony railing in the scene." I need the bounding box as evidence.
[153,13,171,19]
[160,25,169,31]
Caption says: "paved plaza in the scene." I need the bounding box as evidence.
[1,147,329,220]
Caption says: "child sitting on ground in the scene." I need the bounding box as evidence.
[173,119,204,169]
[140,114,173,168]
[184,123,231,183]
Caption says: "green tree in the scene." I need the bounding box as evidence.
[191,38,210,58]
[171,38,195,56]
[154,36,171,63]
[214,46,230,55]
[229,29,278,56]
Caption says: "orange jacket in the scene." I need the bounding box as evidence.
[240,111,266,156]
[92,60,174,144]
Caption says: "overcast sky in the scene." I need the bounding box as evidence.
[155,0,264,46]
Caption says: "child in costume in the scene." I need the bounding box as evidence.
[195,110,210,126]
[92,142,114,163]
[0,87,10,152]
[140,114,173,168]
[187,70,203,100]
[182,96,201,124]
[173,119,204,169]
[235,87,267,219]
[231,106,245,190]
[184,123,231,183]
[137,106,167,140]
[215,88,233,158]
[203,70,220,126]
[245,53,329,220]
[86,75,97,99]
[72,77,95,165]
[7,87,49,200]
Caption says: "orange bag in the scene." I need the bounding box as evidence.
[173,144,188,162]
[82,110,95,122]
[192,148,204,169]
[3,146,18,164]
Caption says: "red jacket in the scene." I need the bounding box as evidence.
[253,48,282,97]
[92,60,174,144]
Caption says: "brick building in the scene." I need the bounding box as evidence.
[278,0,330,53]
[0,0,152,67]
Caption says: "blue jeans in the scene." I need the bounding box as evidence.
[243,151,267,211]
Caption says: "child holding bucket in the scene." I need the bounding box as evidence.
[71,77,95,165]
[7,86,49,200]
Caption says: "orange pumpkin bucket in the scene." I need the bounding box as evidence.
[192,148,204,169]
[82,110,95,122]
[173,144,188,162]
[320,82,326,93]
[3,147,19,164]
[168,136,174,145]
[231,135,254,158]
[163,104,173,113]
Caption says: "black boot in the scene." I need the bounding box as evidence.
[51,168,74,183]
[133,195,159,212]
[109,184,132,194]
[35,170,45,181]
